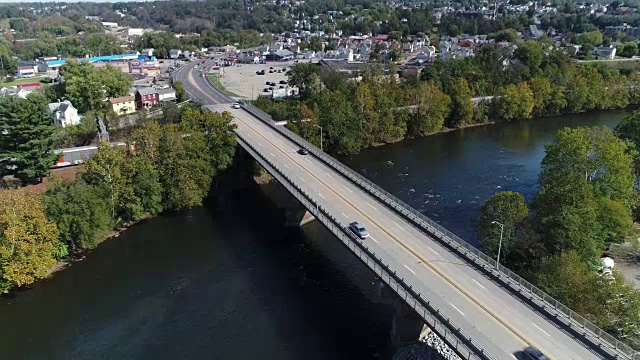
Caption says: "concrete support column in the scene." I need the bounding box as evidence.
[284,208,315,227]
[390,298,429,346]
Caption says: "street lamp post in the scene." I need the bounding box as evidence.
[491,221,505,270]
[315,124,323,151]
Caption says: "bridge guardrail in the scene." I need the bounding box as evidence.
[236,135,496,360]
[237,102,637,359]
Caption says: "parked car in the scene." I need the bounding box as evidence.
[263,88,270,92]
[269,66,274,69]
[265,81,271,85]
[279,85,285,89]
[268,70,274,73]
[522,347,549,360]
[279,80,287,84]
[277,70,282,73]
[297,148,309,155]
[349,222,369,239]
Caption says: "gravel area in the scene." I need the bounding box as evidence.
[394,332,461,360]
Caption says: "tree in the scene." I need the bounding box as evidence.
[513,41,543,77]
[159,124,214,210]
[173,81,188,102]
[445,78,474,128]
[494,82,534,121]
[621,42,638,58]
[491,28,518,42]
[180,108,237,173]
[0,188,60,293]
[61,61,132,112]
[309,36,323,52]
[577,30,604,47]
[43,178,112,252]
[533,127,635,261]
[287,63,321,100]
[409,81,450,136]
[131,122,163,168]
[82,142,130,221]
[0,94,58,183]
[477,192,529,260]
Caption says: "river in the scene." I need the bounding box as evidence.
[0,110,626,360]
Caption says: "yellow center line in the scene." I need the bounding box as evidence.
[188,66,558,359]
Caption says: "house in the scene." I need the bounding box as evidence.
[17,65,37,78]
[109,96,136,115]
[265,49,295,61]
[594,46,616,59]
[135,88,159,109]
[16,83,41,97]
[168,49,182,59]
[48,100,80,128]
[156,87,176,102]
[0,87,28,98]
[402,42,414,53]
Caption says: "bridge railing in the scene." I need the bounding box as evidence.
[236,135,496,360]
[238,102,637,359]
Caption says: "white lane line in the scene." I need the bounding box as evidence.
[532,323,551,337]
[471,279,487,290]
[342,184,354,193]
[318,193,326,199]
[247,133,252,138]
[325,173,332,178]
[305,158,312,164]
[393,221,405,231]
[298,177,306,183]
[258,142,263,147]
[270,152,275,157]
[341,212,349,218]
[404,265,416,275]
[284,164,289,169]
[276,138,284,144]
[450,303,466,317]
[428,247,440,256]
[369,236,379,243]
[367,202,378,210]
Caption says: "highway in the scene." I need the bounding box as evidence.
[175,63,608,360]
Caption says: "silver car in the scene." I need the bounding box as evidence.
[349,222,369,239]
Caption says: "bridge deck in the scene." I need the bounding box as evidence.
[177,63,608,360]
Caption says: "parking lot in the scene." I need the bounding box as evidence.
[213,60,304,99]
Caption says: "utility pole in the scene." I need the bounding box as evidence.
[315,124,323,151]
[491,221,505,269]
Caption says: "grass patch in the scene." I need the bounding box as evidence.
[206,74,243,98]
[1,76,49,87]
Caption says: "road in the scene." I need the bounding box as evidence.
[175,63,608,360]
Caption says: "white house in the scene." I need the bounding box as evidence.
[156,87,177,102]
[48,100,80,128]
[594,46,616,59]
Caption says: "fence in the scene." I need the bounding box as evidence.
[236,135,496,360]
[237,101,638,360]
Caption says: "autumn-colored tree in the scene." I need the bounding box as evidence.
[0,188,60,293]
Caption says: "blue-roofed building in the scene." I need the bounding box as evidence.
[46,59,66,71]
[46,53,141,71]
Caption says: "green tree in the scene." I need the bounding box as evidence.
[61,61,132,112]
[476,192,529,261]
[82,142,131,221]
[513,40,543,77]
[445,78,474,128]
[0,188,60,293]
[173,81,188,102]
[43,178,112,252]
[287,63,321,100]
[180,108,237,173]
[409,81,451,136]
[159,124,214,210]
[0,94,58,183]
[577,30,604,47]
[309,36,323,52]
[494,82,534,121]
[621,42,639,58]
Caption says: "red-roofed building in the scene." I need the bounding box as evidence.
[17,83,41,90]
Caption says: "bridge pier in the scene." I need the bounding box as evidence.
[391,301,429,347]
[284,208,315,227]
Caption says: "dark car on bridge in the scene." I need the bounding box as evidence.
[297,148,309,155]
[522,347,549,360]
[349,222,369,239]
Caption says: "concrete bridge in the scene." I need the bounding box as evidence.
[175,62,636,360]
